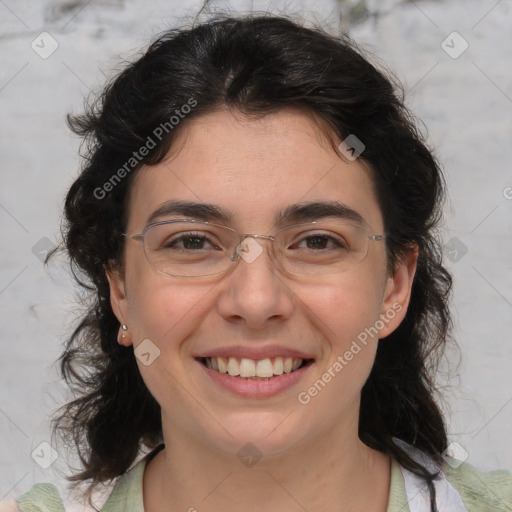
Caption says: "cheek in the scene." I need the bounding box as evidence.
[127,278,210,347]
[122,245,200,343]
[296,272,385,400]
[304,270,386,350]
[122,231,221,341]
[125,279,215,406]
[294,308,380,426]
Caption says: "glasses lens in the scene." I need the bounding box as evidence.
[274,221,370,275]
[142,221,236,277]
[139,220,375,278]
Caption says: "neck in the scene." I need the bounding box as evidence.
[143,418,391,512]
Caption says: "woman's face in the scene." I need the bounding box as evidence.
[108,108,415,458]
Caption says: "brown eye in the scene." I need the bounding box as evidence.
[303,235,335,250]
[292,233,348,251]
[163,232,220,251]
[166,235,208,250]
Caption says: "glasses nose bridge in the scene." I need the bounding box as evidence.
[229,232,278,265]
[239,232,275,243]
[239,232,277,254]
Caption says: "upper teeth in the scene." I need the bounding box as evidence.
[205,357,303,377]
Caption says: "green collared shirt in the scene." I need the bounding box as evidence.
[16,452,512,512]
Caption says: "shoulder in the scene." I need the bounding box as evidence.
[13,445,162,512]
[15,483,66,512]
[443,458,512,512]
[99,456,146,512]
[13,461,146,512]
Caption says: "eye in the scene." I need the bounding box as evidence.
[162,231,221,251]
[291,232,348,251]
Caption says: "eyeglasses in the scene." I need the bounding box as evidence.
[123,219,385,278]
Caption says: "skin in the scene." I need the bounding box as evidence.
[107,108,418,512]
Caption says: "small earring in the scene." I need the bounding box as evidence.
[118,324,128,344]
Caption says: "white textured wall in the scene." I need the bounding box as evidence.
[1,0,511,509]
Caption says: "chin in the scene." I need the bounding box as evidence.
[201,410,310,461]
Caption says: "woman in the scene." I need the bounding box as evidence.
[15,13,512,512]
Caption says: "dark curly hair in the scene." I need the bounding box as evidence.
[51,13,453,511]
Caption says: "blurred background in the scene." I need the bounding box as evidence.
[1,0,511,510]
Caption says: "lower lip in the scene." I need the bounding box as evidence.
[197,359,314,398]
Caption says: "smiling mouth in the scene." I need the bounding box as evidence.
[198,356,313,380]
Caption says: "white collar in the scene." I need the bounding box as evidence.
[394,438,468,512]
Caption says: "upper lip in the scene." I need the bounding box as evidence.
[196,345,315,360]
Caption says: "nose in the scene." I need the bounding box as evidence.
[216,236,295,329]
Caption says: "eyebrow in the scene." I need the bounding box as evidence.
[146,200,234,225]
[145,199,366,228]
[276,201,365,227]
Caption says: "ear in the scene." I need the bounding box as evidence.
[378,246,418,339]
[105,266,132,346]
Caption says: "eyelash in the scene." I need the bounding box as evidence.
[163,231,346,251]
[163,232,220,250]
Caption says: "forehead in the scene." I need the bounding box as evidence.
[126,108,383,232]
